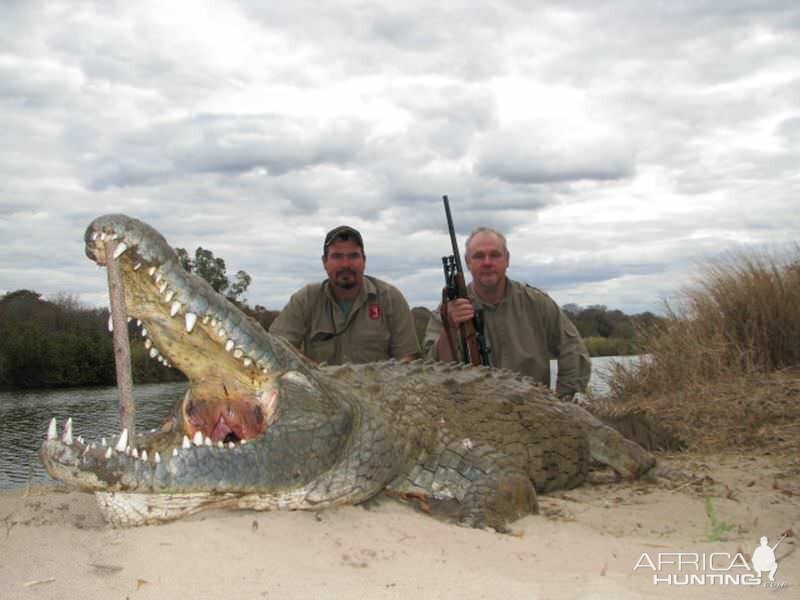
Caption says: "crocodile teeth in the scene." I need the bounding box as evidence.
[142,327,148,337]
[112,242,128,259]
[172,448,178,457]
[192,431,203,446]
[165,290,176,303]
[225,339,234,352]
[141,450,148,462]
[149,347,158,358]
[217,441,223,448]
[133,262,142,271]
[233,349,243,359]
[204,436,212,446]
[91,232,99,241]
[115,429,128,452]
[101,437,107,446]
[202,315,210,324]
[228,442,235,449]
[148,266,157,276]
[154,452,161,464]
[105,447,112,459]
[62,417,73,445]
[182,435,191,449]
[218,328,226,338]
[145,339,152,349]
[158,281,168,294]
[185,312,197,333]
[154,271,162,284]
[132,448,139,458]
[170,301,181,317]
[243,358,252,367]
[100,232,107,241]
[47,417,57,440]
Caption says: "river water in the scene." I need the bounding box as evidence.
[0,356,638,490]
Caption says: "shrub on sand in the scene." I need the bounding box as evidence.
[603,246,800,451]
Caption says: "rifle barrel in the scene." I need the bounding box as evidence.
[442,195,464,273]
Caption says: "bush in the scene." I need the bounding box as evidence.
[584,336,639,357]
[608,246,800,399]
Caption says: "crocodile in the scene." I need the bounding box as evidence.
[40,214,657,530]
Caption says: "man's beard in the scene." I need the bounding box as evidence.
[334,269,358,289]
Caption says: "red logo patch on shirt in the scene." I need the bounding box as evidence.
[368,303,382,320]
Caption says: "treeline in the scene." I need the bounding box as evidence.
[562,304,663,357]
[0,290,184,390]
[0,287,660,391]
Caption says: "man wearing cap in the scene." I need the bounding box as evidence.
[424,226,591,400]
[269,225,421,365]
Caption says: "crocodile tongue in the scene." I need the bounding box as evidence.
[211,415,239,443]
[182,385,279,443]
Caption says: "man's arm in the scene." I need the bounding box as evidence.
[423,298,474,362]
[386,287,422,361]
[553,310,592,398]
[268,289,309,350]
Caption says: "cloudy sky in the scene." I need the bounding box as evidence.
[2,1,798,316]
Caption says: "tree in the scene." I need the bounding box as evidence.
[176,246,251,302]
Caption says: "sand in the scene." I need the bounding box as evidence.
[0,451,797,600]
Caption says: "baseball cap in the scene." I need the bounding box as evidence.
[323,225,364,253]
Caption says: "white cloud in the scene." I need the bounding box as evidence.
[1,0,798,316]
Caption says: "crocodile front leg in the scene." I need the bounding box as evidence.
[455,468,537,532]
[388,440,538,532]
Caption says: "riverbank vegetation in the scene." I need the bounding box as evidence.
[0,290,185,389]
[563,304,659,356]
[604,247,800,451]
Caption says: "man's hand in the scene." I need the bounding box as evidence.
[445,297,475,326]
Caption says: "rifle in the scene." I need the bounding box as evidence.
[441,195,491,366]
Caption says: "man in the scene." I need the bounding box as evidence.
[424,227,591,399]
[269,225,420,365]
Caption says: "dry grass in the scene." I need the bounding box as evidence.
[604,246,800,452]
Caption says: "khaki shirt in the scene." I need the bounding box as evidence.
[269,276,420,365]
[424,279,591,396]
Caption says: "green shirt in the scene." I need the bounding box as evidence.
[424,279,591,396]
[269,275,420,365]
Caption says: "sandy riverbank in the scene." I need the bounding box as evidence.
[1,451,797,600]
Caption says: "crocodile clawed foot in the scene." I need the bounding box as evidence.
[457,472,538,533]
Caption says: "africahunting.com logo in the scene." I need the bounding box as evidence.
[633,534,789,587]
